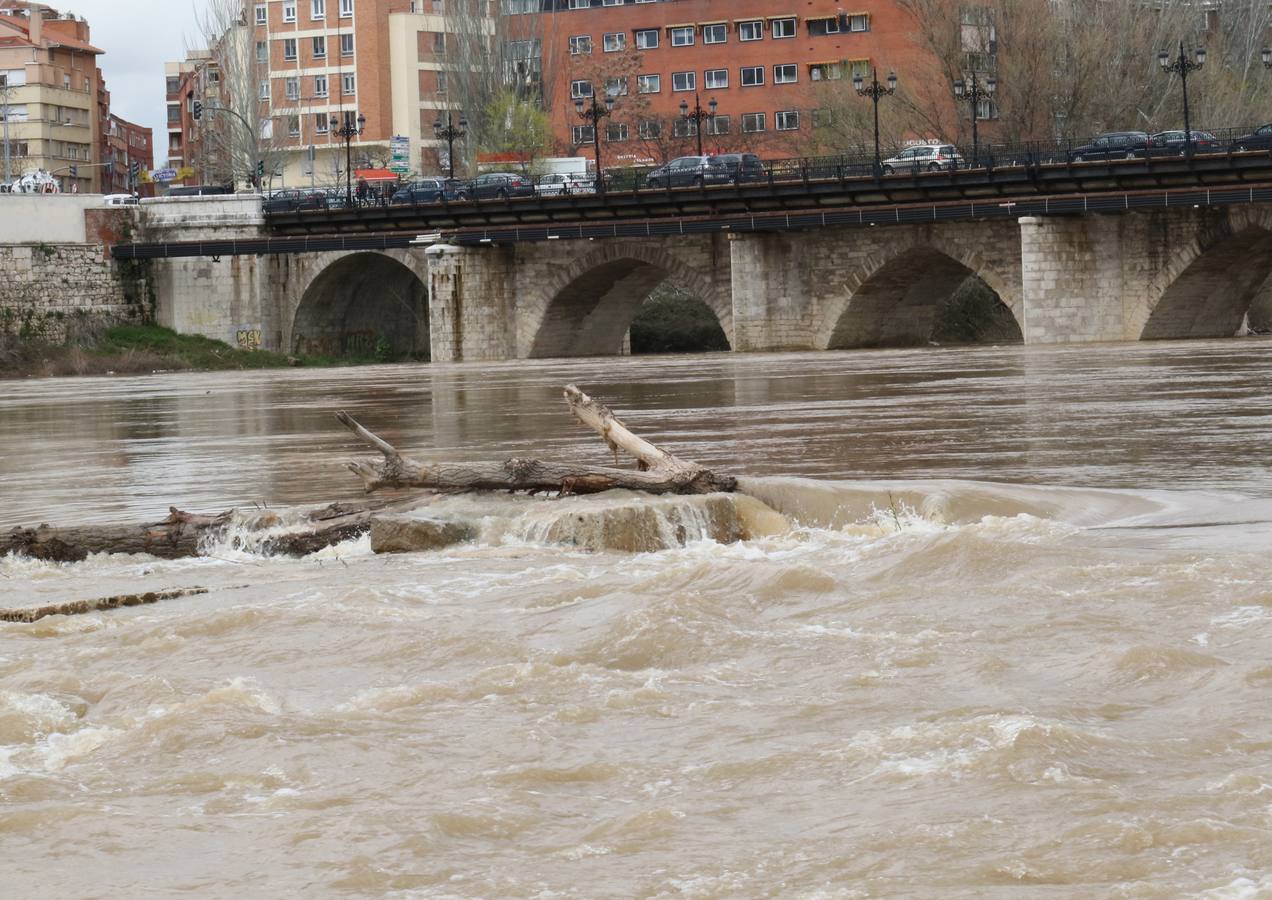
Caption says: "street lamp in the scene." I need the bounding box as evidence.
[1263,47,1271,68]
[330,111,366,207]
[679,93,718,157]
[953,73,996,168]
[854,69,897,177]
[433,111,467,179]
[1158,42,1205,154]
[574,90,614,195]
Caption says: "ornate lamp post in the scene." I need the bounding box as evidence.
[679,93,718,157]
[433,111,467,179]
[953,73,996,168]
[329,111,366,207]
[1158,42,1205,154]
[853,69,897,177]
[574,90,614,195]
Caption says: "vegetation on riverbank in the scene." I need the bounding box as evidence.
[0,324,399,379]
[630,284,731,355]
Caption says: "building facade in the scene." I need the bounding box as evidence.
[533,0,963,164]
[0,5,102,192]
[164,50,212,186]
[104,113,153,195]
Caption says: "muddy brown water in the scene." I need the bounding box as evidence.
[2,341,1272,897]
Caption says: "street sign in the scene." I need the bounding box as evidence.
[152,168,177,182]
[389,134,410,174]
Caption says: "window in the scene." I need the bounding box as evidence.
[810,62,843,81]
[809,16,840,35]
[571,79,593,99]
[672,71,695,91]
[849,14,870,32]
[741,66,764,86]
[288,114,301,136]
[705,68,727,89]
[776,110,799,130]
[165,76,180,95]
[705,115,730,135]
[285,76,300,99]
[603,76,627,96]
[311,0,325,18]
[774,64,797,84]
[637,73,660,93]
[314,74,328,97]
[259,80,270,100]
[255,4,266,24]
[772,17,796,38]
[339,0,353,17]
[313,36,326,57]
[638,119,661,139]
[569,35,592,55]
[256,41,268,63]
[738,20,763,41]
[283,1,296,22]
[673,118,696,138]
[670,26,694,46]
[433,31,446,54]
[742,112,766,132]
[603,32,625,52]
[342,72,356,95]
[436,70,448,92]
[976,98,997,120]
[606,122,628,141]
[635,29,658,49]
[340,33,354,56]
[316,113,329,133]
[568,0,587,7]
[283,38,297,60]
[167,104,181,124]
[572,124,594,144]
[703,24,726,44]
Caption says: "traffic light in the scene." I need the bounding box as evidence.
[256,160,265,179]
[69,164,78,178]
[129,160,140,180]
[192,100,203,120]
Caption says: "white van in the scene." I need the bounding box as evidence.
[102,193,139,206]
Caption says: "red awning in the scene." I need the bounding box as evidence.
[355,169,400,182]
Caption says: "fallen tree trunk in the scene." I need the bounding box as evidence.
[0,587,209,623]
[339,384,737,496]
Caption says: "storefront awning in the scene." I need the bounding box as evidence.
[355,169,400,182]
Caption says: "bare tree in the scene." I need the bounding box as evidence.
[192,0,288,188]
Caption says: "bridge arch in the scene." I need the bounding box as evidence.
[518,241,733,358]
[813,237,1023,349]
[1134,209,1272,340]
[289,251,429,357]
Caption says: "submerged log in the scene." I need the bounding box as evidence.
[0,587,209,623]
[339,384,737,496]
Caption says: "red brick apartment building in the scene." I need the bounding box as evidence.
[537,0,953,164]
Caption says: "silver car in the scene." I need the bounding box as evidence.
[880,144,965,174]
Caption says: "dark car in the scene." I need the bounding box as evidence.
[1231,123,1272,152]
[645,155,731,189]
[470,172,535,200]
[715,152,765,184]
[1069,131,1150,162]
[391,177,469,205]
[262,189,328,213]
[1149,130,1220,154]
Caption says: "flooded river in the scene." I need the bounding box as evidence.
[2,341,1271,897]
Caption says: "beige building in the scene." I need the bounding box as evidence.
[0,4,102,192]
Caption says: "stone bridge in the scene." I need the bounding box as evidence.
[135,196,1272,360]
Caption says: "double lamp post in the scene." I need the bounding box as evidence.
[330,111,365,207]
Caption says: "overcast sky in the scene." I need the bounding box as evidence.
[71,0,203,165]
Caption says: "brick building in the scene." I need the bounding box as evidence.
[0,4,103,192]
[534,0,963,164]
[164,49,211,185]
[104,113,153,195]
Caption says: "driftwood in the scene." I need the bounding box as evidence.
[0,587,209,623]
[339,384,737,496]
[2,385,735,564]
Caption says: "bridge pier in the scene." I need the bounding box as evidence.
[425,244,517,362]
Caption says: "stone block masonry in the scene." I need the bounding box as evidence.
[0,243,142,343]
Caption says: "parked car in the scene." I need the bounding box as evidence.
[644,155,731,189]
[101,193,139,206]
[1149,130,1219,154]
[262,189,328,213]
[1069,131,1150,162]
[391,178,468,204]
[470,172,535,200]
[536,172,594,196]
[715,152,766,184]
[880,144,964,174]
[1231,123,1272,152]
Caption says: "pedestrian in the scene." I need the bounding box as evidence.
[356,178,368,205]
